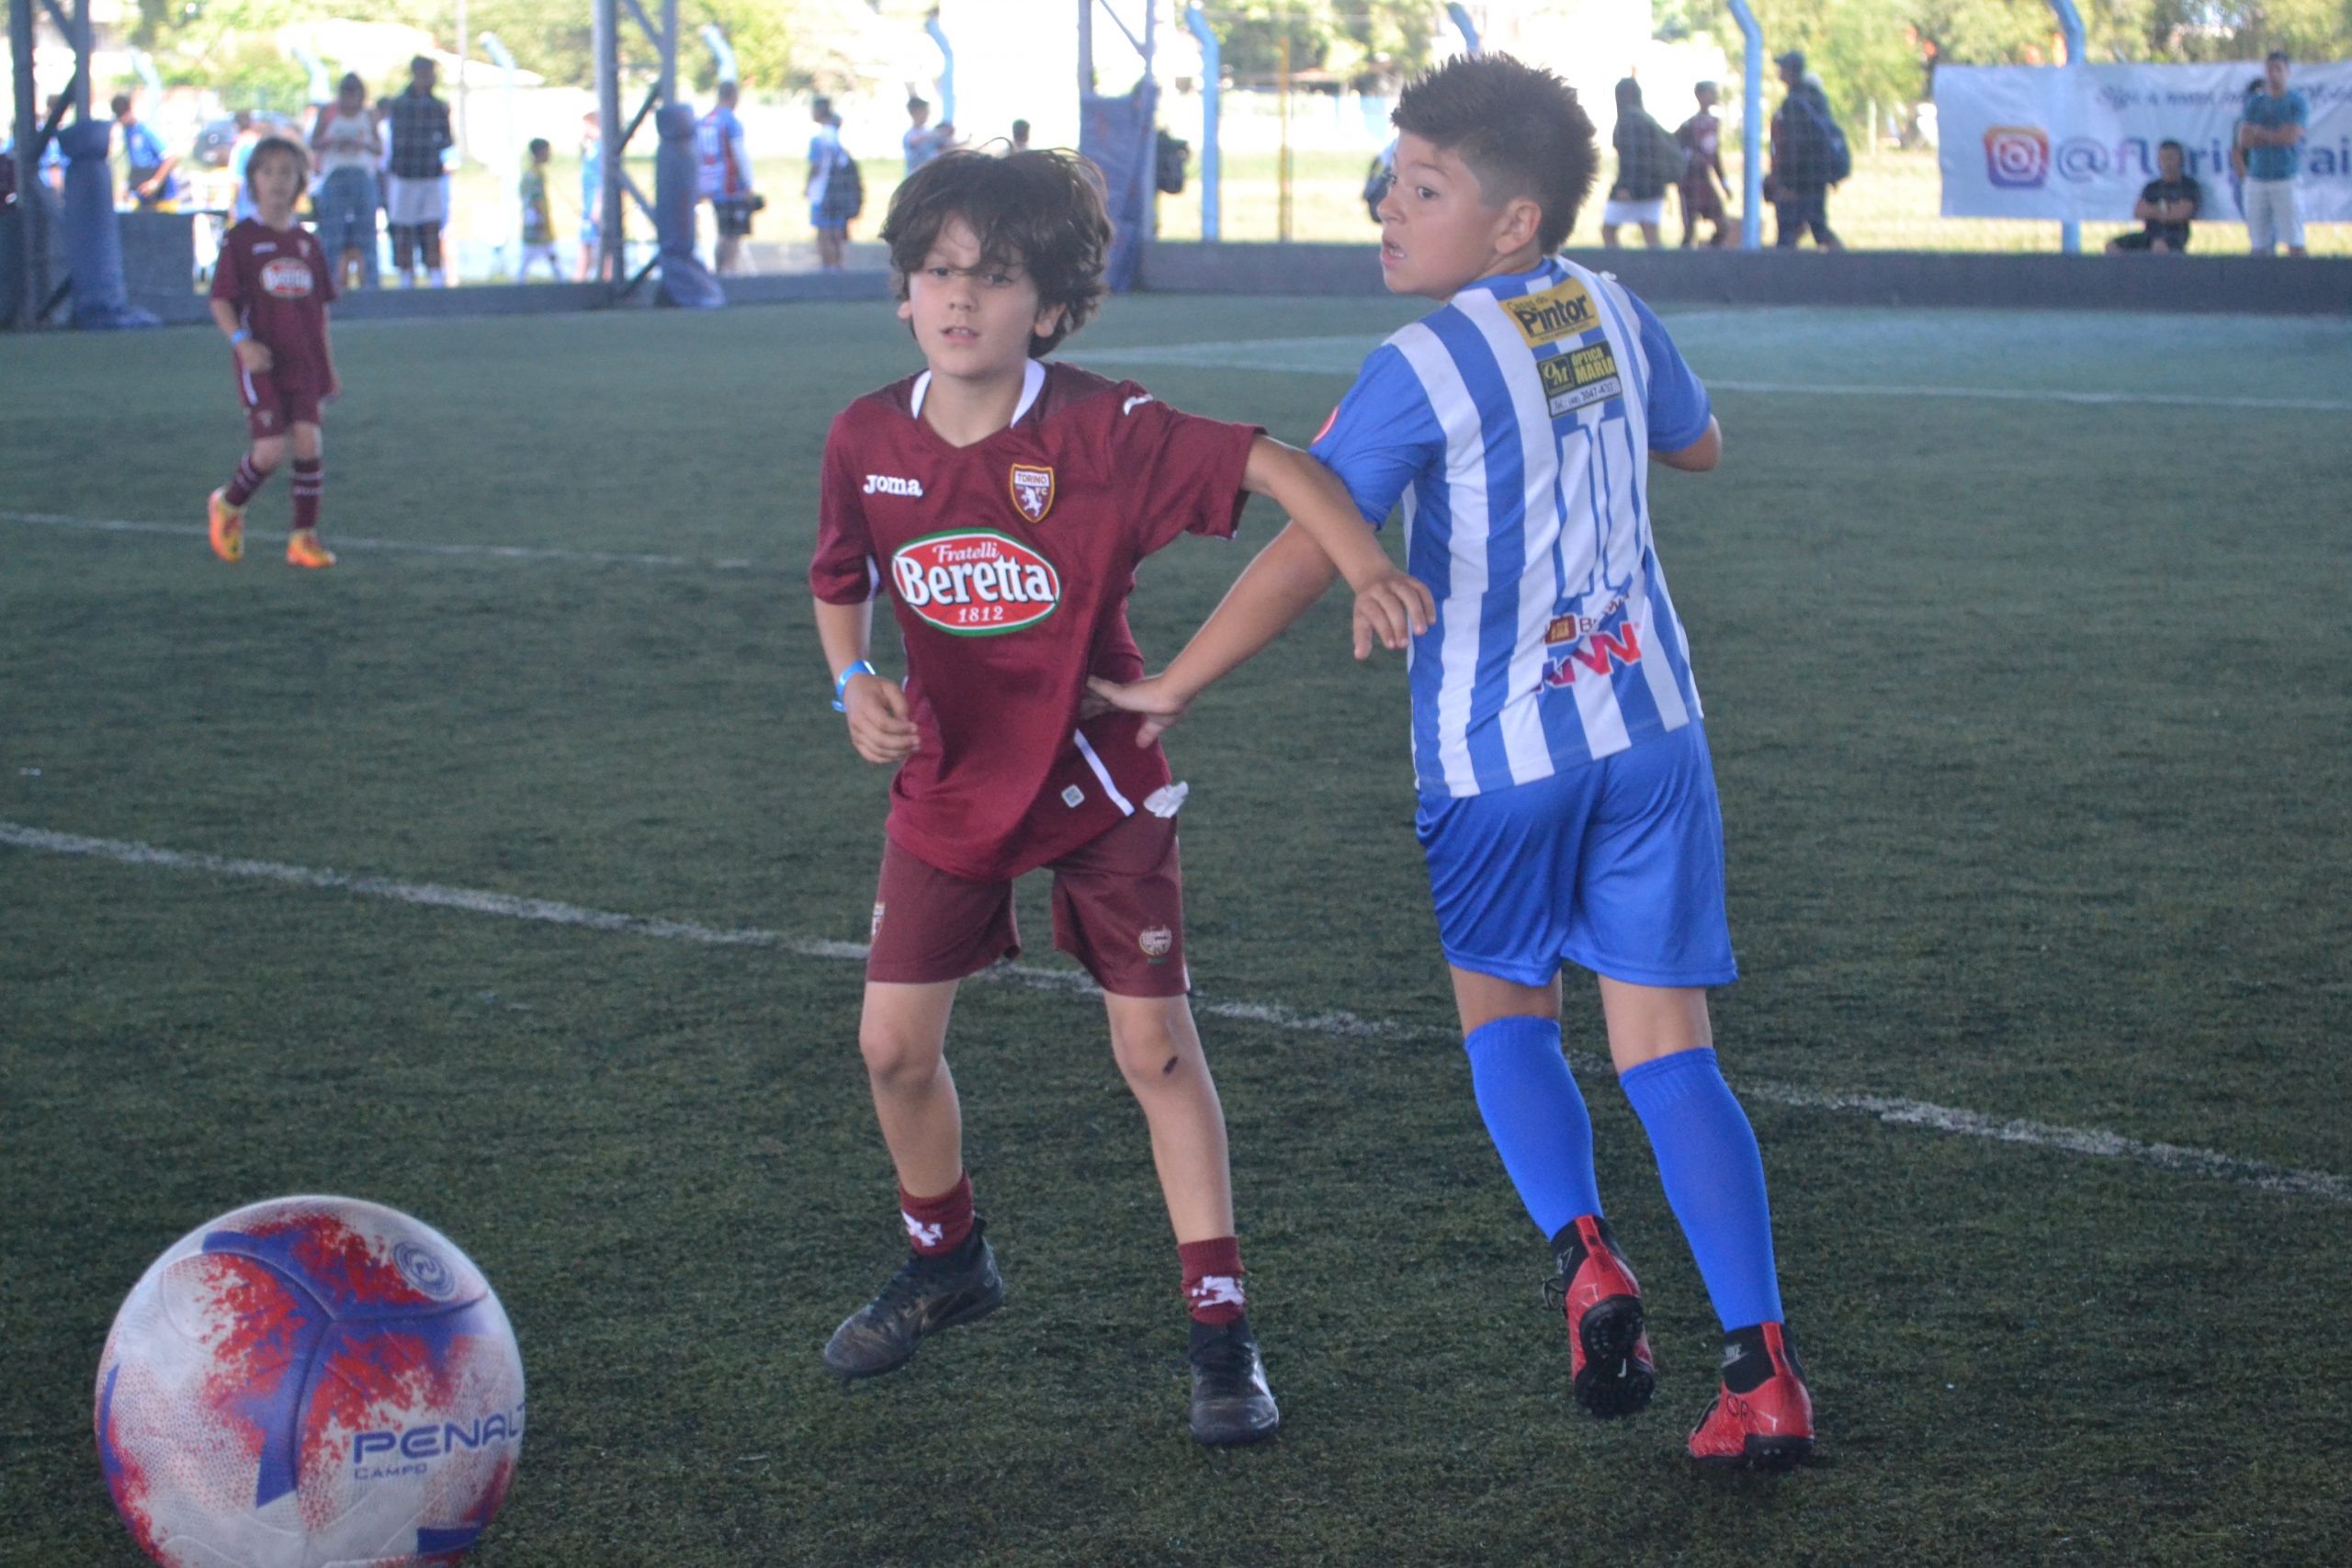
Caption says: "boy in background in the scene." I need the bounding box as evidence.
[1091,53,1817,1471]
[808,148,1429,1445]
[517,137,561,279]
[206,137,339,570]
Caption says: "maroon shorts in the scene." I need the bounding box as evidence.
[236,363,323,439]
[866,809,1189,997]
[1679,182,1724,220]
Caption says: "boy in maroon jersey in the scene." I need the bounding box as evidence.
[808,149,1430,1445]
[206,136,340,570]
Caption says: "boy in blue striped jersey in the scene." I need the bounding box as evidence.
[1091,53,1815,1471]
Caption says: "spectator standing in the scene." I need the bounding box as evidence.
[903,96,950,173]
[228,112,264,222]
[1675,81,1733,248]
[2107,139,2199,254]
[1767,51,1843,250]
[2240,51,2308,257]
[518,137,560,280]
[577,110,606,281]
[1601,77,1677,248]
[806,96,859,271]
[113,93,182,209]
[384,55,455,287]
[698,80,758,276]
[311,73,381,290]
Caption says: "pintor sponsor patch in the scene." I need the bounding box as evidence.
[890,529,1061,636]
[1502,279,1600,347]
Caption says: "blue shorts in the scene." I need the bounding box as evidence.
[1416,723,1737,989]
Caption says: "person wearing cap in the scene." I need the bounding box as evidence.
[1765,50,1842,249]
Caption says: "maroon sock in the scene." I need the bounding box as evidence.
[289,458,322,532]
[899,1173,975,1258]
[223,456,271,508]
[1180,1235,1247,1325]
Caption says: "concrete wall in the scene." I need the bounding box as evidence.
[1141,241,2352,315]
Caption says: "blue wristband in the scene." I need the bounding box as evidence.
[230,328,251,345]
[831,660,877,713]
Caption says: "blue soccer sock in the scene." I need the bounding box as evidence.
[1463,1015,1603,1239]
[1620,1046,1784,1331]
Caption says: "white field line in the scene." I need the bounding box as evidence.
[1075,338,2352,412]
[7,819,2348,1209]
[0,511,761,571]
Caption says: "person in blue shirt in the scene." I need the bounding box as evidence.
[111,94,181,209]
[1091,52,1817,1472]
[2239,51,2308,256]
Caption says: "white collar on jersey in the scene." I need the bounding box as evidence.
[908,356,1046,426]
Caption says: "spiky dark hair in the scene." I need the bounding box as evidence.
[1392,53,1598,252]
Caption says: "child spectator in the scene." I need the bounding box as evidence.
[2106,139,2199,253]
[1092,53,1819,1472]
[1675,81,1733,248]
[206,136,339,570]
[807,147,1427,1446]
[805,96,858,270]
[517,137,560,279]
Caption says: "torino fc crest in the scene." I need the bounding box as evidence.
[1009,463,1056,522]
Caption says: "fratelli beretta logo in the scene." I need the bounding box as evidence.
[891,530,1062,636]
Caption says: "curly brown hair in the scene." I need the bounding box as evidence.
[1393,53,1597,253]
[880,149,1113,356]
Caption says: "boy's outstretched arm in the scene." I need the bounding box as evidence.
[1242,436,1434,657]
[1088,520,1344,745]
[814,596,920,764]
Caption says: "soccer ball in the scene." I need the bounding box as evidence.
[94,1196,525,1568]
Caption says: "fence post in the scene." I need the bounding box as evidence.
[2047,0,2086,254]
[1182,5,1220,242]
[1724,0,1764,250]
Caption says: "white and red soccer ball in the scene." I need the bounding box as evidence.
[94,1196,524,1568]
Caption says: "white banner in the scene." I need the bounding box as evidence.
[1936,62,2352,223]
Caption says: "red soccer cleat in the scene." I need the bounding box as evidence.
[1545,1213,1656,1419]
[1689,1321,1815,1472]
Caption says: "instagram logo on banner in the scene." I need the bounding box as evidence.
[1983,126,2051,188]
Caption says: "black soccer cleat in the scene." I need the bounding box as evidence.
[821,1221,1005,1380]
[1187,1316,1280,1447]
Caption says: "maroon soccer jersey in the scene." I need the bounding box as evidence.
[810,359,1261,883]
[209,219,336,387]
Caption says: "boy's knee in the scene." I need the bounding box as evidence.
[1108,1007,1191,1089]
[249,437,288,470]
[290,423,323,460]
[857,1022,941,1089]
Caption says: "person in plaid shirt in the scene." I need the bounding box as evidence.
[384,55,455,287]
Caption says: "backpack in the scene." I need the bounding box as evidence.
[1154,130,1190,196]
[1821,110,1852,186]
[833,145,864,219]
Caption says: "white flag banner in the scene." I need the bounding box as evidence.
[1936,62,2352,223]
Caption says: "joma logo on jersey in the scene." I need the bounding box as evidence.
[864,473,924,497]
[891,529,1060,636]
[1542,622,1643,688]
[1539,342,1624,417]
[259,255,314,299]
[1505,281,1598,346]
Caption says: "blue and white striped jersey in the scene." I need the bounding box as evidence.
[1312,257,1713,798]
